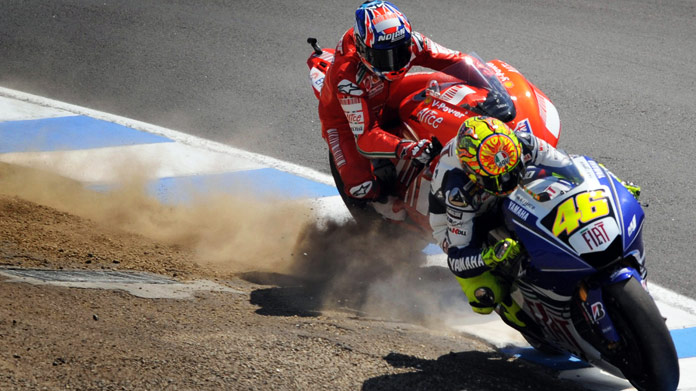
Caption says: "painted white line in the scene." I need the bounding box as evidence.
[0,86,334,186]
[0,95,76,121]
[676,357,696,391]
[558,367,633,390]
[0,272,242,299]
[651,284,696,328]
[0,142,267,183]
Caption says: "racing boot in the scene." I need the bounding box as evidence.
[371,196,406,221]
[496,295,544,340]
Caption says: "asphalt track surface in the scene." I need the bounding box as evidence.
[1,0,695,299]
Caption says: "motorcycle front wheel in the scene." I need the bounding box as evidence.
[603,277,680,391]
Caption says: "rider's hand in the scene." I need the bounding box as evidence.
[477,91,515,123]
[482,238,521,267]
[623,181,641,200]
[396,139,433,165]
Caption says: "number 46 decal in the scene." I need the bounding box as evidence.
[551,190,611,237]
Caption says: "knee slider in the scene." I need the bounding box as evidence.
[456,272,507,314]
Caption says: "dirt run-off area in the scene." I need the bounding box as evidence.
[0,162,589,390]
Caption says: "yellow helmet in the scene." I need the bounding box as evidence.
[456,116,524,196]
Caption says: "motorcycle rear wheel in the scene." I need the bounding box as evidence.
[603,278,679,391]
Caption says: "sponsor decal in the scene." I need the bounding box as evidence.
[446,207,464,226]
[495,150,511,168]
[377,29,406,42]
[439,86,476,106]
[569,217,619,254]
[441,238,450,253]
[339,97,365,136]
[507,201,530,221]
[350,124,365,136]
[339,97,361,108]
[513,119,532,134]
[499,62,519,74]
[448,226,467,236]
[349,180,373,198]
[587,159,606,179]
[326,129,346,168]
[367,79,385,98]
[430,99,467,118]
[487,62,511,85]
[580,221,610,251]
[448,254,485,273]
[543,184,561,200]
[527,301,583,351]
[371,12,398,27]
[337,79,363,96]
[336,36,344,55]
[512,194,536,210]
[447,188,468,208]
[591,302,606,321]
[627,215,637,237]
[416,107,444,128]
[345,112,364,124]
[310,68,325,93]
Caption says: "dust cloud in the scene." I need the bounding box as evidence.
[0,160,312,274]
[0,156,472,328]
[284,217,471,327]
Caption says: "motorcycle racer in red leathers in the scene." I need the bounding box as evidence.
[318,1,493,219]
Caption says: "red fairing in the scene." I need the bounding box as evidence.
[307,49,335,100]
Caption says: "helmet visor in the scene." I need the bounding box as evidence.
[363,40,412,72]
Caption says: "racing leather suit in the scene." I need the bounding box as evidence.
[428,128,568,313]
[318,28,470,201]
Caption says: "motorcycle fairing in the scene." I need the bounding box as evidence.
[487,59,560,147]
[503,154,645,292]
[307,48,336,99]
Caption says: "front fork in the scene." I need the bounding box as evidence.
[577,267,644,344]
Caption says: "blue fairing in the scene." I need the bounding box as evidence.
[602,267,644,285]
[503,198,596,295]
[501,155,647,294]
[513,223,597,294]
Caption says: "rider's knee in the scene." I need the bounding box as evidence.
[456,272,508,314]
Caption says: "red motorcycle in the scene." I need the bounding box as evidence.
[306,38,561,236]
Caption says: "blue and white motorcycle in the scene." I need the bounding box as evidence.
[492,151,679,391]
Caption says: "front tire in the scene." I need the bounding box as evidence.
[603,278,679,391]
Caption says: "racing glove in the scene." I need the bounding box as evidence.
[623,182,641,200]
[477,91,516,123]
[396,139,433,165]
[600,164,641,200]
[482,238,521,267]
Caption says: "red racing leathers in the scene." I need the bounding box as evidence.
[318,28,470,200]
